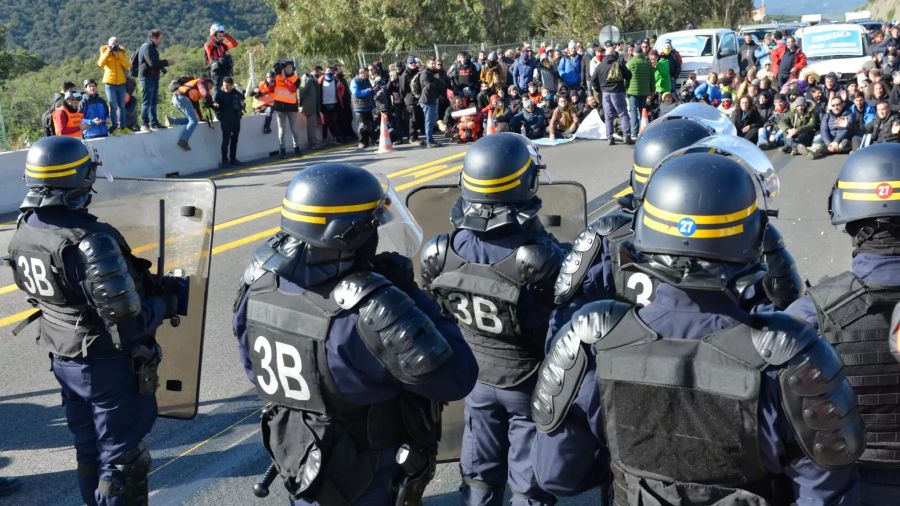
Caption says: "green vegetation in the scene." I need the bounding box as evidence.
[0,0,275,60]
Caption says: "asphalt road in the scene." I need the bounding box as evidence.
[0,135,854,505]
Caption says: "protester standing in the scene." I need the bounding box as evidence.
[299,66,323,149]
[213,76,245,167]
[98,37,129,134]
[350,67,377,148]
[204,24,238,89]
[137,29,174,131]
[273,60,302,158]
[625,47,654,139]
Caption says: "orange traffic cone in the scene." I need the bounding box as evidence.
[638,108,649,135]
[485,109,497,135]
[377,111,393,153]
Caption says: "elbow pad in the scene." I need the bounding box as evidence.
[419,234,449,291]
[338,277,453,385]
[554,212,632,305]
[79,233,142,325]
[752,313,865,469]
[761,224,803,310]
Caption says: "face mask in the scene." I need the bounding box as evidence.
[325,74,334,81]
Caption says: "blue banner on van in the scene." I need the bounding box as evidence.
[803,30,863,57]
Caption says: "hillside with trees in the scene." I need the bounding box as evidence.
[0,0,275,60]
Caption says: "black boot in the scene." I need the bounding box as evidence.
[279,147,286,159]
[294,146,302,156]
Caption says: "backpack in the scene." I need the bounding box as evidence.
[129,44,144,78]
[168,76,193,93]
[411,72,423,99]
[607,61,623,83]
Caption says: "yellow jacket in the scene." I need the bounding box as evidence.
[98,45,129,85]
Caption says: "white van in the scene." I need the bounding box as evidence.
[655,29,740,88]
[793,24,872,80]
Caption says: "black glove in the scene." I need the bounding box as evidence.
[372,252,416,292]
[160,275,190,318]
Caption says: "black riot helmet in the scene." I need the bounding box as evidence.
[631,117,714,199]
[453,133,545,231]
[21,136,99,211]
[829,144,900,225]
[280,163,386,250]
[634,152,765,264]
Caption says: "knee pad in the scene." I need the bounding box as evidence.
[101,442,151,505]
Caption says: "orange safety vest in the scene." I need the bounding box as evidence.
[273,75,299,104]
[252,81,276,109]
[55,106,84,138]
[177,78,203,102]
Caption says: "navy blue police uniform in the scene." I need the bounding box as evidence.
[6,137,179,506]
[786,144,900,505]
[233,163,478,505]
[532,152,864,505]
[420,134,563,506]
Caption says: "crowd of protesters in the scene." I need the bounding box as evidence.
[42,21,900,164]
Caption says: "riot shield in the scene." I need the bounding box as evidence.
[90,177,216,420]
[652,102,738,136]
[406,182,586,462]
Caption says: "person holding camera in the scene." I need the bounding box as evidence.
[98,37,129,135]
[204,23,238,89]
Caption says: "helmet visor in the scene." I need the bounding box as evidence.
[653,102,738,136]
[374,176,423,257]
[671,135,779,203]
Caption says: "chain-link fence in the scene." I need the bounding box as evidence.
[358,47,438,68]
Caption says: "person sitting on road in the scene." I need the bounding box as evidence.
[780,96,820,155]
[507,85,524,115]
[481,93,510,133]
[864,100,900,144]
[509,98,548,139]
[807,96,852,159]
[52,91,87,138]
[549,93,580,139]
[759,93,789,149]
[693,73,722,105]
[849,92,876,150]
[79,79,110,139]
[731,95,763,144]
[717,92,735,115]
[439,96,465,139]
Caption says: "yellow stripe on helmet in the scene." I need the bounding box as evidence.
[634,173,648,184]
[462,179,522,194]
[25,169,78,179]
[25,154,90,172]
[643,200,757,225]
[841,192,900,201]
[837,180,900,190]
[632,163,652,175]
[462,159,532,186]
[642,215,745,239]
[280,208,327,224]
[281,198,380,214]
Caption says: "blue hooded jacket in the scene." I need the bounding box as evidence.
[79,94,110,138]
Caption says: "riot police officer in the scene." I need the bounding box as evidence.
[6,136,184,505]
[233,163,477,505]
[419,133,563,506]
[786,143,900,504]
[533,151,864,504]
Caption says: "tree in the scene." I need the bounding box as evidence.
[0,26,44,84]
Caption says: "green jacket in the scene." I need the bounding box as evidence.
[778,104,818,135]
[653,58,671,94]
[625,54,655,96]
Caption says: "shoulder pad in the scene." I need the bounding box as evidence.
[778,335,866,469]
[332,271,392,310]
[78,232,141,325]
[806,271,865,314]
[241,241,278,286]
[553,212,632,305]
[356,284,453,384]
[532,300,630,433]
[419,234,449,288]
[750,312,819,366]
[516,241,563,285]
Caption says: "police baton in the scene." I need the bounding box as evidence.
[252,462,278,498]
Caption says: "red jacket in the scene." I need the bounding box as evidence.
[770,44,807,78]
[204,34,238,64]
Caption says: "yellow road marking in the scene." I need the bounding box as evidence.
[0,307,39,328]
[215,207,280,231]
[212,227,280,255]
[211,144,353,179]
[409,163,449,178]
[394,164,463,191]
[387,152,466,178]
[0,284,18,296]
[613,187,634,198]
[149,405,267,476]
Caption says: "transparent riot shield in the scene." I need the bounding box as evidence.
[90,177,216,420]
[406,182,587,462]
[651,102,738,136]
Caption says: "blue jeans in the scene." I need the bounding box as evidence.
[171,94,198,142]
[105,84,127,131]
[758,126,784,146]
[602,91,630,138]
[140,77,160,127]
[419,101,438,144]
[627,95,647,136]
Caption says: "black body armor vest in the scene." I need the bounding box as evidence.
[7,212,143,357]
[429,239,536,387]
[808,271,900,467]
